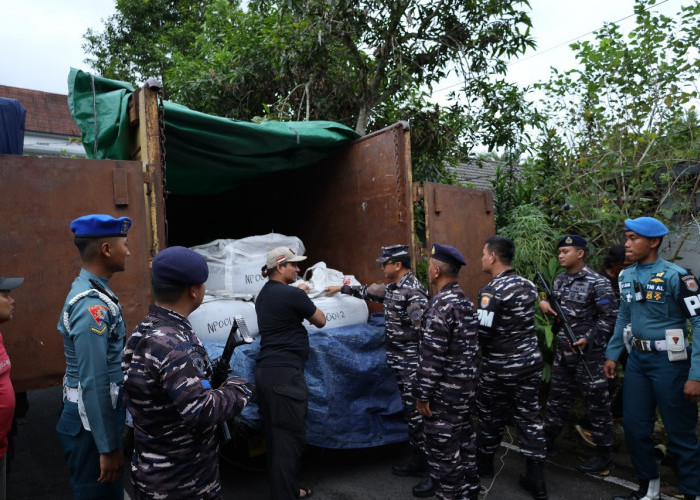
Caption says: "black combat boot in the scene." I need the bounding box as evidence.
[393,449,428,477]
[519,458,548,500]
[477,450,494,478]
[577,446,613,475]
[612,478,660,500]
[412,476,435,498]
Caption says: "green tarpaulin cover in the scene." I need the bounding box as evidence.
[67,68,360,195]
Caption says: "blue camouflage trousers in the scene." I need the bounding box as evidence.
[543,346,613,448]
[423,398,479,499]
[477,366,546,460]
[388,351,424,452]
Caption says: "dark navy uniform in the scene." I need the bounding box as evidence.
[543,266,617,449]
[56,215,131,499]
[341,271,428,451]
[416,252,479,500]
[477,269,545,460]
[123,305,252,499]
[607,221,700,497]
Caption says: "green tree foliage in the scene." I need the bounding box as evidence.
[524,0,700,253]
[83,0,537,185]
[244,0,535,136]
[83,0,210,93]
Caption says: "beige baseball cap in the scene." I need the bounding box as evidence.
[265,247,307,270]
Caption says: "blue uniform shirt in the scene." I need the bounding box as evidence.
[57,268,126,453]
[606,258,700,381]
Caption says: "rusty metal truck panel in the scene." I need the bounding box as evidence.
[0,155,158,391]
[423,181,496,302]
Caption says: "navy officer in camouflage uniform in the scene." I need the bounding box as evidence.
[415,243,479,500]
[56,214,132,499]
[605,217,700,500]
[476,236,547,500]
[540,235,617,475]
[327,245,431,493]
[123,246,253,499]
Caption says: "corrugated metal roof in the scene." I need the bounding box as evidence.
[449,159,502,191]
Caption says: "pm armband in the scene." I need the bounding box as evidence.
[680,274,700,318]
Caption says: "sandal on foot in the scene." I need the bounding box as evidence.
[299,487,313,499]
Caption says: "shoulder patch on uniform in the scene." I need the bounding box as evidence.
[188,347,208,377]
[88,305,108,327]
[681,274,698,292]
[480,293,492,309]
[407,302,424,326]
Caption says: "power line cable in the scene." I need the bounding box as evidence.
[430,0,673,97]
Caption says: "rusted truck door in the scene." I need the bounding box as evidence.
[422,181,496,302]
[0,155,162,391]
[297,122,416,286]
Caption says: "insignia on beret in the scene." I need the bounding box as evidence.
[430,242,466,266]
[558,235,587,248]
[71,214,132,238]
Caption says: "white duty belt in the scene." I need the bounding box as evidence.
[63,385,79,403]
[632,336,688,352]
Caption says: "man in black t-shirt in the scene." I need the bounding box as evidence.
[255,247,326,500]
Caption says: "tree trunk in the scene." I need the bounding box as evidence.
[355,105,370,136]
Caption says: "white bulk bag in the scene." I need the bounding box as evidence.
[304,294,369,330]
[188,291,259,342]
[191,233,305,294]
[302,261,361,298]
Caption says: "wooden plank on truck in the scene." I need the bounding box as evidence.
[423,182,496,302]
[0,154,160,391]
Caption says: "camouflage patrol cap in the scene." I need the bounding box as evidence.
[376,245,409,263]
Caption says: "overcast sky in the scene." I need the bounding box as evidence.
[0,0,684,96]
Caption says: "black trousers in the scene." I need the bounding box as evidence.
[255,365,308,500]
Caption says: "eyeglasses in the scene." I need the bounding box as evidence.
[381,260,397,268]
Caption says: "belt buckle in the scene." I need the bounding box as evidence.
[634,338,648,352]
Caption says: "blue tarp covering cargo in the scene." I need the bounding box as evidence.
[200,320,408,449]
[0,97,26,155]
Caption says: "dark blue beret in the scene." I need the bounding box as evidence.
[431,243,466,267]
[71,214,132,237]
[558,235,587,248]
[625,217,668,238]
[376,244,410,263]
[152,246,209,285]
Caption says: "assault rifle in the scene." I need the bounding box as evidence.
[211,316,253,388]
[535,271,594,381]
[210,316,253,442]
